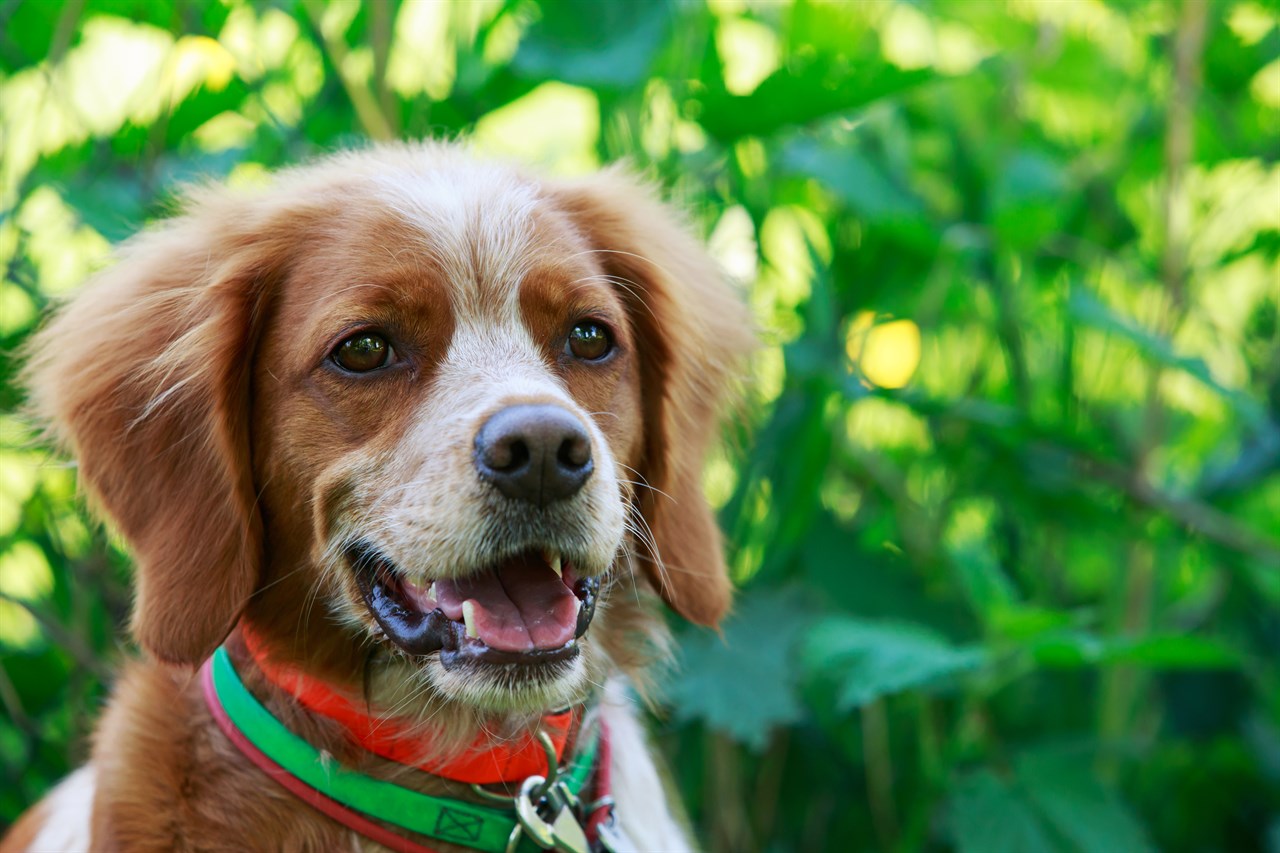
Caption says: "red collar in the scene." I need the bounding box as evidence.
[238,625,576,786]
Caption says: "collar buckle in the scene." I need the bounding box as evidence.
[497,730,591,853]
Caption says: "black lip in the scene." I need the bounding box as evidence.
[349,544,601,666]
[352,547,458,656]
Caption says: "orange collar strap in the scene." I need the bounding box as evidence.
[238,625,576,786]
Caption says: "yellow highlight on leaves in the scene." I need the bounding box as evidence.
[474,83,599,175]
[1251,58,1280,109]
[0,541,53,649]
[717,17,780,95]
[846,312,921,389]
[170,35,236,94]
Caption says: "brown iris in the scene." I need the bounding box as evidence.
[334,332,392,372]
[566,322,612,361]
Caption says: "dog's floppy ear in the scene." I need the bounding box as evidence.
[23,192,303,665]
[551,171,753,627]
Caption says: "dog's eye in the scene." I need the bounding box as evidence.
[565,322,612,361]
[333,333,393,372]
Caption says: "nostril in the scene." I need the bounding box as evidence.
[488,438,529,472]
[558,436,591,470]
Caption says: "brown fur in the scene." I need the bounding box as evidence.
[5,143,750,851]
[0,803,47,853]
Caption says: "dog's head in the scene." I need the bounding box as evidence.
[25,144,751,720]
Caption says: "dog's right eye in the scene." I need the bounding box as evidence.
[332,332,393,372]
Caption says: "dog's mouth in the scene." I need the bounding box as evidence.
[350,545,599,669]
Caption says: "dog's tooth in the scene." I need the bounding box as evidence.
[546,550,563,578]
[426,582,437,603]
[462,600,478,638]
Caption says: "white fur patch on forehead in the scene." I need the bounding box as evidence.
[373,157,540,321]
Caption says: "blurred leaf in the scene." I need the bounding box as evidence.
[948,770,1060,853]
[1017,747,1155,853]
[1107,634,1241,669]
[801,516,965,630]
[949,538,1018,622]
[1030,630,1242,671]
[991,151,1069,249]
[1069,290,1268,426]
[1028,629,1109,667]
[513,0,672,88]
[950,750,1153,853]
[780,138,924,222]
[665,587,809,749]
[696,56,935,141]
[56,172,146,243]
[803,616,984,710]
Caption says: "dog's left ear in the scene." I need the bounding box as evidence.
[551,171,754,627]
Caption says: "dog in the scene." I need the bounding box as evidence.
[2,143,752,852]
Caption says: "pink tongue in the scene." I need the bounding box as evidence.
[432,555,579,652]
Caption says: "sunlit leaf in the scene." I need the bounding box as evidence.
[697,58,935,141]
[1069,289,1269,427]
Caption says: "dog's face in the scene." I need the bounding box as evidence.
[26,145,751,721]
[253,170,644,711]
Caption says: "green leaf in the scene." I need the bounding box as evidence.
[780,139,924,222]
[665,587,809,749]
[949,750,1154,853]
[804,616,984,710]
[1028,630,1108,667]
[948,538,1018,622]
[1030,631,1242,671]
[991,151,1069,249]
[1068,290,1267,426]
[800,516,963,630]
[1017,747,1154,853]
[513,0,672,88]
[696,56,935,141]
[1102,634,1241,669]
[948,770,1060,853]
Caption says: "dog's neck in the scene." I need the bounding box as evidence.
[227,622,583,786]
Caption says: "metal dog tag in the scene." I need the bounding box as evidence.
[550,807,589,853]
[515,775,557,848]
[514,775,588,853]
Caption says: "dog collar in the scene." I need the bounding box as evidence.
[201,647,613,853]
[238,625,575,786]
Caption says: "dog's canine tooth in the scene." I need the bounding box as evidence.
[545,549,563,578]
[462,600,478,638]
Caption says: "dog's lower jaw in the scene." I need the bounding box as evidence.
[355,618,607,724]
[423,650,592,716]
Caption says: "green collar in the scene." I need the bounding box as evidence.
[201,646,603,852]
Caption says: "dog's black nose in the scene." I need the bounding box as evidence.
[474,404,593,506]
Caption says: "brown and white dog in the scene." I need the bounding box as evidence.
[3,143,751,852]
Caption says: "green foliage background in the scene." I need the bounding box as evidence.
[2,0,1279,850]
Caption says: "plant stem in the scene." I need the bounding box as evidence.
[863,698,899,849]
[707,731,752,853]
[301,0,396,141]
[1097,0,1208,783]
